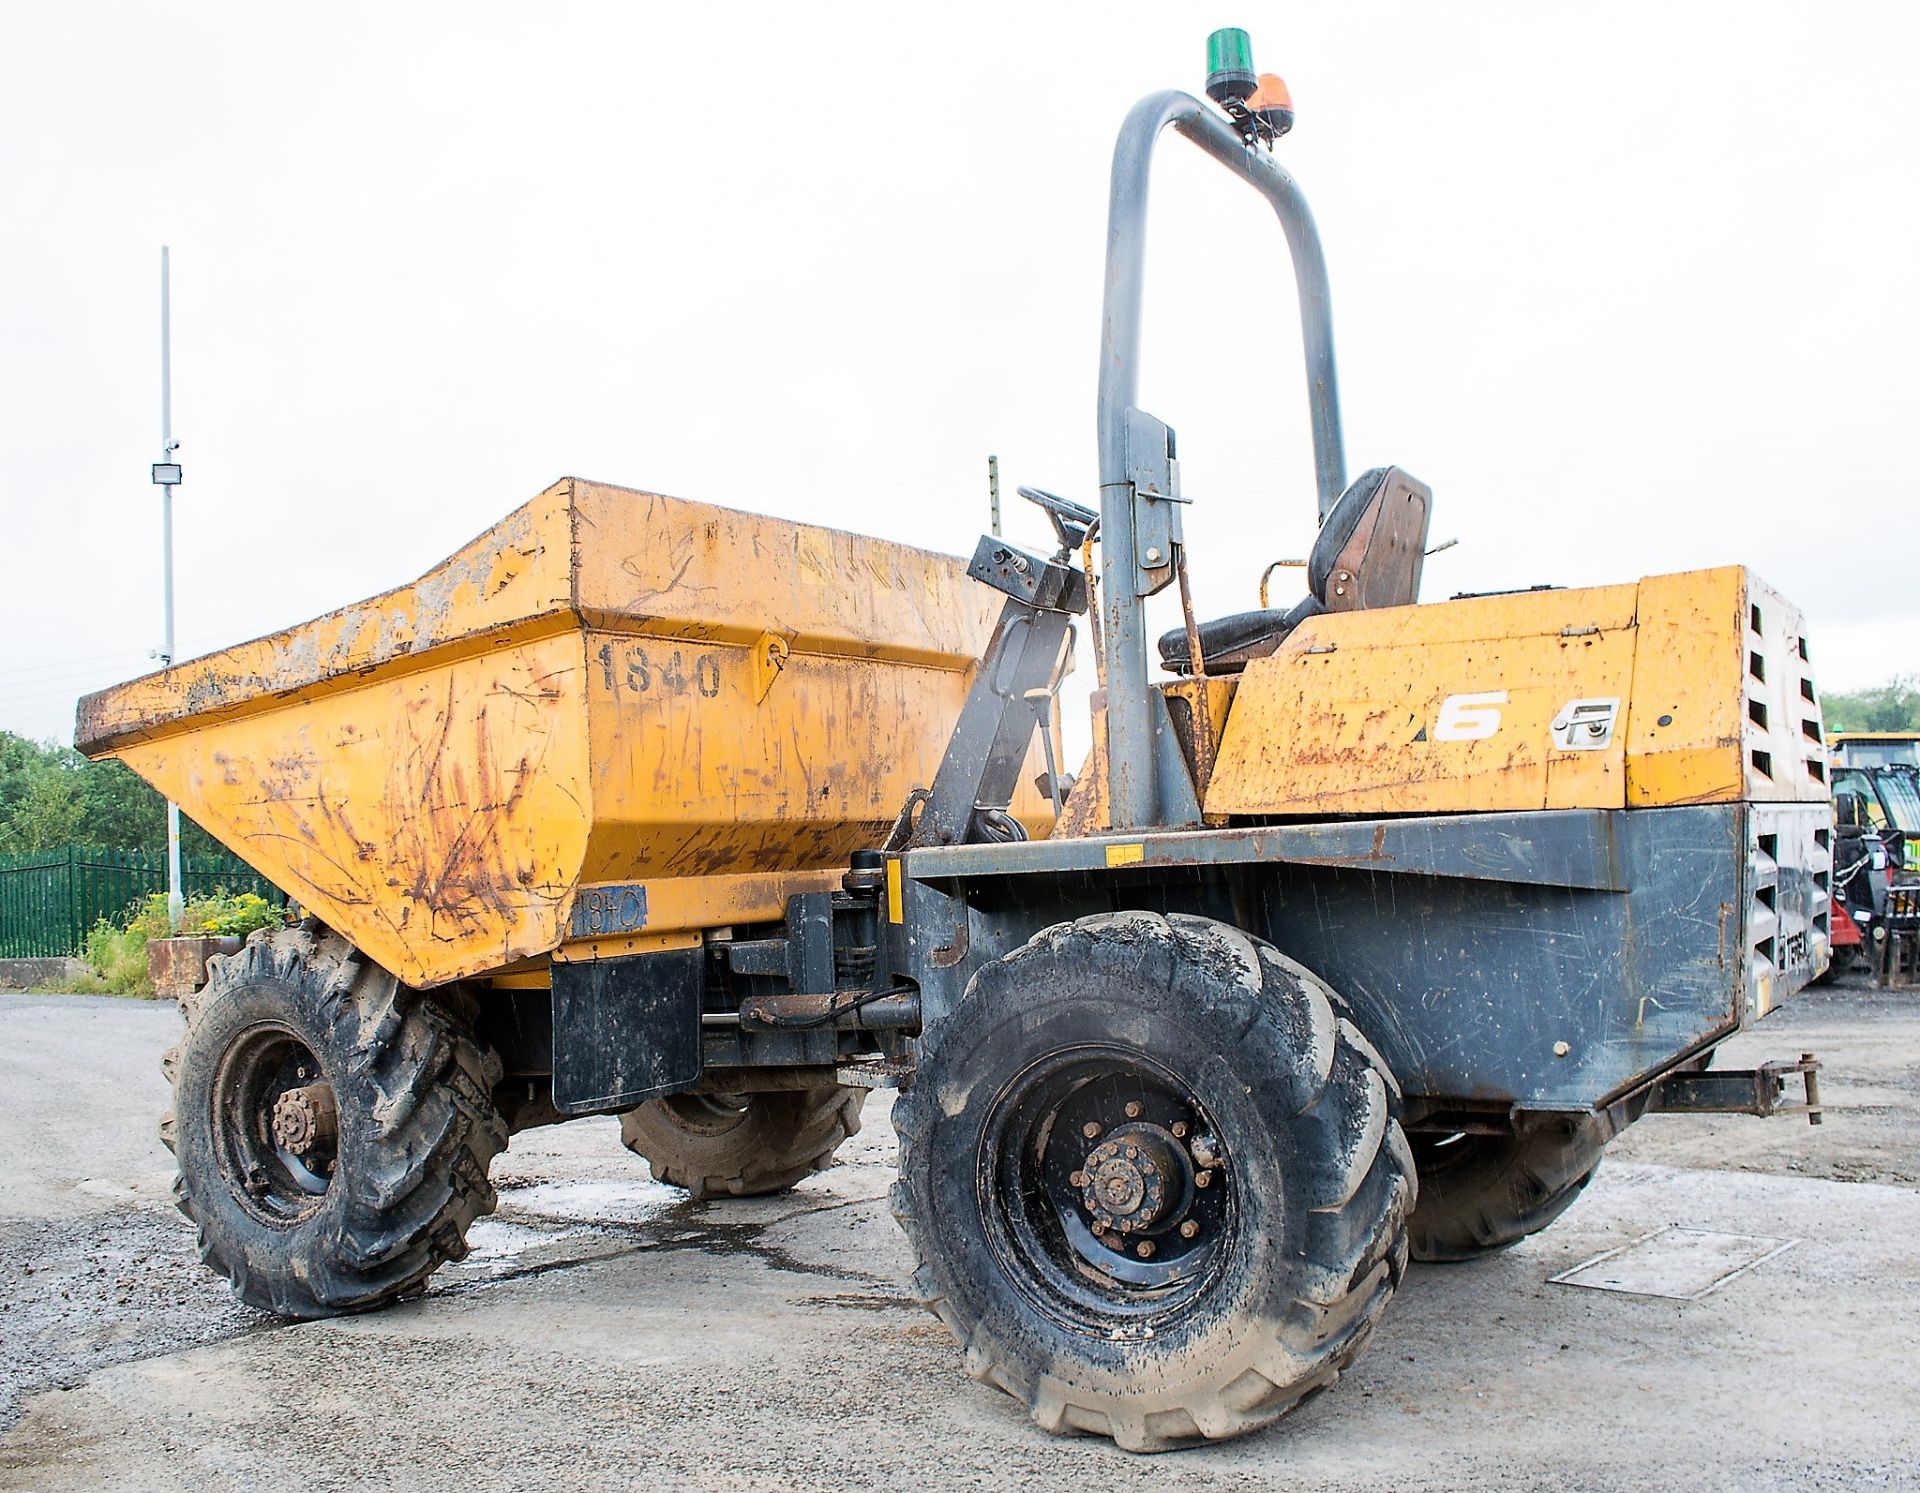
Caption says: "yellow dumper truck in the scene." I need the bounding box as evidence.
[80,32,1831,1453]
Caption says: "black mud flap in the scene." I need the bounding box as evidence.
[550,948,704,1114]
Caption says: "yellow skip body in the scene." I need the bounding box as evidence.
[77,477,1048,986]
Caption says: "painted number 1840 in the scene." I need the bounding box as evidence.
[596,642,721,699]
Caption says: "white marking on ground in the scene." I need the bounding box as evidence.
[1550,1225,1801,1300]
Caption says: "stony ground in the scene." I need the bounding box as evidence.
[1,977,1915,1491]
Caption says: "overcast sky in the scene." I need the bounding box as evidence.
[3,2,1916,756]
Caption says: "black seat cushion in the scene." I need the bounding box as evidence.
[1157,596,1325,674]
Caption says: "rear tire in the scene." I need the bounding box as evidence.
[1407,1115,1607,1263]
[893,912,1413,1452]
[619,1086,864,1198]
[163,926,508,1318]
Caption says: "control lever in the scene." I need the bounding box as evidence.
[1025,687,1064,819]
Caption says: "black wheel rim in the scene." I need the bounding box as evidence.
[211,1023,337,1226]
[979,1045,1237,1335]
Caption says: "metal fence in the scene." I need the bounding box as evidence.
[0,845,284,958]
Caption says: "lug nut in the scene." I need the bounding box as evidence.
[1070,1170,1087,1187]
[1124,1101,1142,1119]
[1136,1241,1155,1259]
[1180,1220,1200,1239]
[1082,1121,1101,1139]
[1171,1121,1188,1138]
[1195,1170,1213,1189]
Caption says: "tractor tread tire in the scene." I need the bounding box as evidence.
[163,925,508,1318]
[620,1086,864,1199]
[892,911,1414,1453]
[1407,1115,1608,1263]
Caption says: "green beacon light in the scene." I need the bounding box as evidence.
[1205,27,1258,105]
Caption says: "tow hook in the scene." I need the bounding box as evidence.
[1649,1053,1824,1125]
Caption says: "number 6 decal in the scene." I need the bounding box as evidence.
[1434,690,1508,741]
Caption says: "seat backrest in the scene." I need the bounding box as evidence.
[1306,466,1433,612]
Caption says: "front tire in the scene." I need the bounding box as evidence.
[893,912,1413,1452]
[163,926,508,1318]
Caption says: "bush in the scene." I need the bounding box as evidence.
[81,890,287,998]
[180,890,283,939]
[82,919,152,995]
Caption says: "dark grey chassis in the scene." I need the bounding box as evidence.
[524,615,1829,1135]
[887,800,1830,1131]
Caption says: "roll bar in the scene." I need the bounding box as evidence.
[1097,90,1348,830]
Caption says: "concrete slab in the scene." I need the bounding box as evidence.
[3,984,1917,1490]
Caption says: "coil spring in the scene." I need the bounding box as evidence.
[835,944,877,986]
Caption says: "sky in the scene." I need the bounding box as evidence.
[2,2,1917,758]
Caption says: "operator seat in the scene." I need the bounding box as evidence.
[1158,465,1432,675]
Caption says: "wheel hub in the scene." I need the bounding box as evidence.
[212,1027,338,1225]
[1078,1124,1181,1234]
[271,1081,338,1157]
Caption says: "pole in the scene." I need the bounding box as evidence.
[988,453,1001,537]
[160,246,183,931]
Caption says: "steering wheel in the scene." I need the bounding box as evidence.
[1016,485,1100,551]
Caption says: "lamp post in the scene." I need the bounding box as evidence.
[151,246,183,931]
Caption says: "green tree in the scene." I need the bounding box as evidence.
[1823,676,1920,734]
[11,767,82,850]
[0,733,77,852]
[0,732,222,856]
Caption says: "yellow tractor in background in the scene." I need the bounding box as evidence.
[79,30,1831,1453]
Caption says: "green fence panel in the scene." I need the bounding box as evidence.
[0,845,284,959]
[0,848,76,959]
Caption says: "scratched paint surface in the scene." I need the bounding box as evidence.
[1208,582,1641,817]
[569,481,1004,666]
[76,497,572,753]
[112,633,592,986]
[583,639,1027,881]
[80,478,1035,985]
[1206,567,1829,820]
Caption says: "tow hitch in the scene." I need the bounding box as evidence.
[1649,1053,1824,1125]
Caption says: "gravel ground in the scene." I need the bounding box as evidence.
[1,978,1915,1491]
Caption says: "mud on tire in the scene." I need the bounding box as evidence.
[1407,1114,1608,1263]
[162,925,508,1318]
[619,1086,864,1199]
[892,911,1415,1453]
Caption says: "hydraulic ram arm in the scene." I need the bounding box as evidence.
[1097,90,1348,830]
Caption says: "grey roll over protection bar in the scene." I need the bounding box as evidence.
[1096,89,1347,829]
